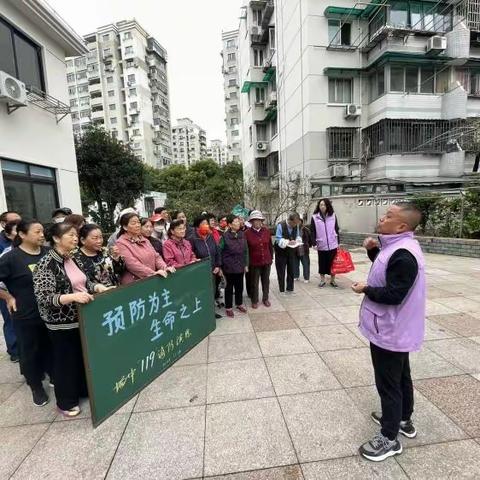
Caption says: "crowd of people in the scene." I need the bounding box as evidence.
[0,199,427,465]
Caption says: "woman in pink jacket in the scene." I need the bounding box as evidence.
[116,213,175,285]
[163,220,198,268]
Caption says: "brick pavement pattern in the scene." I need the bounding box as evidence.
[1,249,480,479]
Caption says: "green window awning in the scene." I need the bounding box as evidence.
[324,6,364,19]
[264,107,277,122]
[241,81,268,93]
[324,67,361,78]
[263,67,276,82]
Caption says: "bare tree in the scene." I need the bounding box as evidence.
[244,171,314,225]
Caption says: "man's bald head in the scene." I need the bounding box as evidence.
[377,203,422,235]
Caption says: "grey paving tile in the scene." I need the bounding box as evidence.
[301,456,408,479]
[470,336,480,345]
[108,407,205,480]
[252,294,286,313]
[428,313,480,337]
[206,465,304,480]
[0,382,21,404]
[277,294,319,311]
[396,440,480,479]
[344,324,369,346]
[250,312,298,332]
[135,364,206,412]
[12,415,128,480]
[208,333,262,363]
[0,357,23,384]
[433,296,480,314]
[256,329,315,357]
[315,294,363,308]
[302,325,364,352]
[0,423,49,479]
[174,338,208,367]
[0,384,57,427]
[426,300,457,316]
[265,353,341,396]
[210,317,254,336]
[427,286,457,300]
[207,358,274,404]
[289,308,339,328]
[415,375,480,437]
[410,348,463,380]
[320,348,374,387]
[204,398,296,477]
[424,319,459,341]
[346,385,467,447]
[279,390,372,462]
[325,305,360,324]
[426,338,480,373]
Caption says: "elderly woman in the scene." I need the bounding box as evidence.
[116,212,174,285]
[33,222,110,417]
[74,224,125,287]
[163,219,197,268]
[244,210,273,309]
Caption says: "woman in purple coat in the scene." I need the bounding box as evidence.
[310,198,340,288]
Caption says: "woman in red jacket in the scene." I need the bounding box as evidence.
[116,213,175,285]
[244,210,273,309]
[163,220,198,268]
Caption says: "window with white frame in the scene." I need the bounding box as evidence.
[227,53,236,62]
[328,20,351,46]
[253,9,263,26]
[129,87,137,96]
[109,104,116,111]
[108,90,115,97]
[127,74,135,84]
[124,32,132,40]
[253,49,264,67]
[125,46,134,55]
[255,87,265,104]
[107,76,113,83]
[389,64,445,94]
[328,78,353,103]
[226,39,235,48]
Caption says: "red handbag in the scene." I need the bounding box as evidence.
[331,248,355,275]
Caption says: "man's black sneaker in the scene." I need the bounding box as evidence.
[9,354,19,363]
[32,386,49,407]
[215,313,222,319]
[359,432,402,462]
[371,411,417,439]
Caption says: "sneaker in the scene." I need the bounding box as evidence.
[330,281,339,288]
[57,406,81,418]
[359,432,402,462]
[303,280,309,284]
[251,303,259,309]
[237,305,247,313]
[371,412,417,439]
[226,309,234,318]
[318,281,326,288]
[32,386,49,407]
[9,354,19,363]
[215,313,222,319]
[285,290,296,295]
[263,299,271,307]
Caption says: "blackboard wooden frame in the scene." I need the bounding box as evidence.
[78,259,216,427]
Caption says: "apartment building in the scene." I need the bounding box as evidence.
[221,30,242,163]
[0,0,86,221]
[274,0,479,199]
[171,118,207,166]
[66,20,172,169]
[207,139,230,166]
[238,1,278,187]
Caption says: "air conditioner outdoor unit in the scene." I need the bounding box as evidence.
[345,104,361,118]
[426,36,446,54]
[331,165,349,178]
[256,141,268,151]
[269,91,277,105]
[0,71,27,106]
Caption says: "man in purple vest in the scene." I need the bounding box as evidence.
[351,202,425,462]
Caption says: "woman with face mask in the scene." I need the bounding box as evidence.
[190,215,222,319]
[149,213,169,244]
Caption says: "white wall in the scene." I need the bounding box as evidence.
[0,0,82,214]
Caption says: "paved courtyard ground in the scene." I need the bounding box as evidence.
[1,249,480,479]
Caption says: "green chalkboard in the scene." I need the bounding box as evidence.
[78,259,215,427]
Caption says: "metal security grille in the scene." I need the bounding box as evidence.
[362,119,480,158]
[327,127,358,159]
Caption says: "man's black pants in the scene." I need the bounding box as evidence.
[370,342,414,440]
[275,250,295,292]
